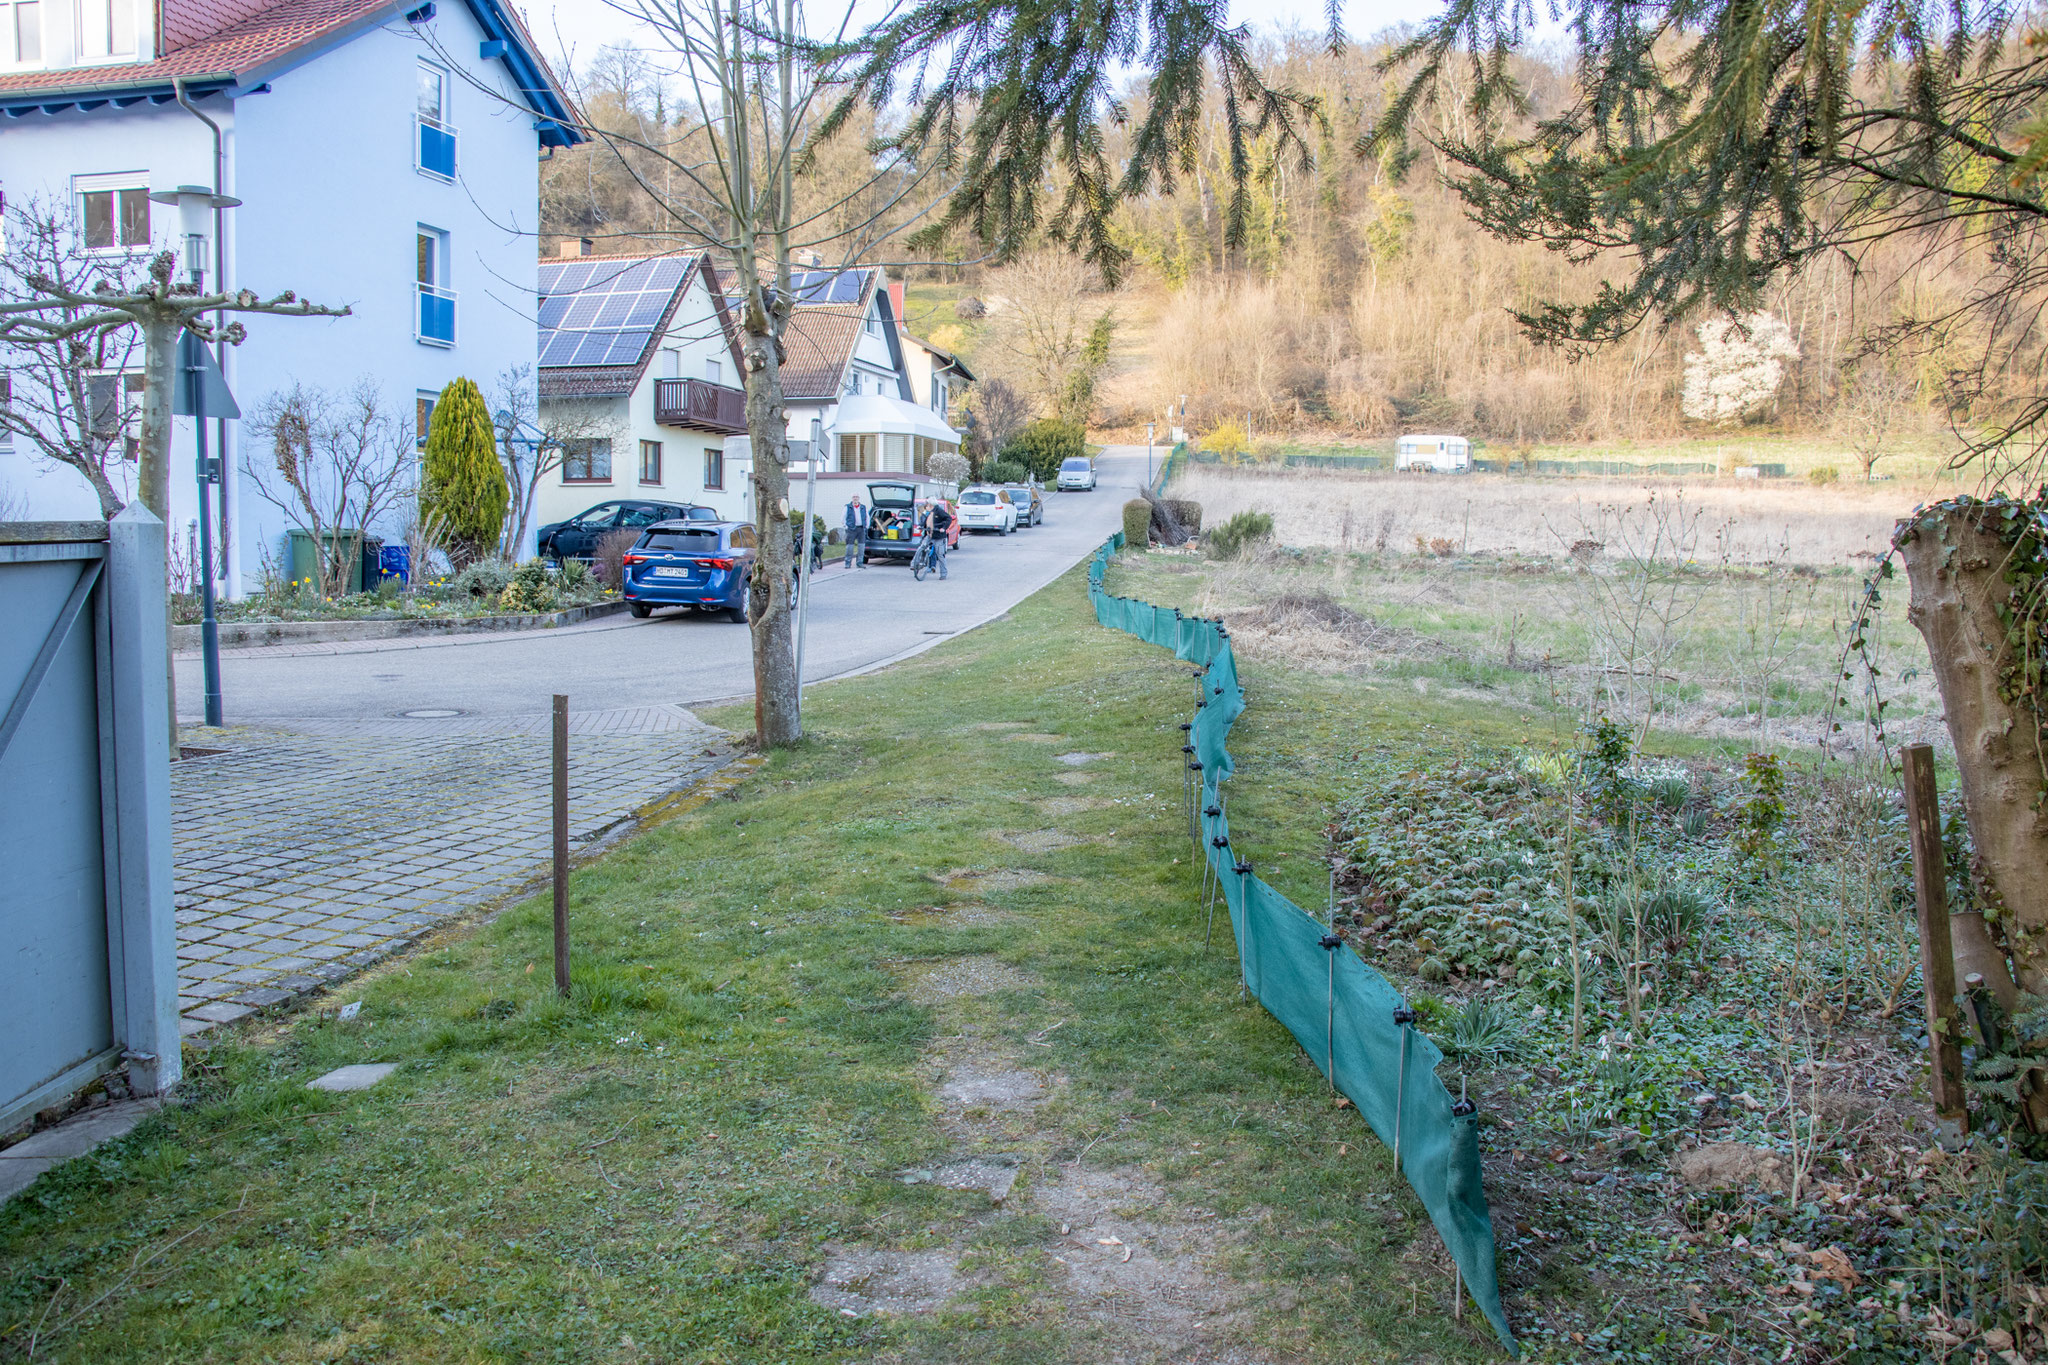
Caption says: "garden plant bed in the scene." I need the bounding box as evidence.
[1111,545,2048,1364]
[170,597,628,651]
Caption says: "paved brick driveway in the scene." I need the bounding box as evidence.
[171,705,739,1030]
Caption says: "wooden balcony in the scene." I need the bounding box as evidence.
[654,378,747,433]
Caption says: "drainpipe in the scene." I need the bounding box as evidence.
[173,78,236,598]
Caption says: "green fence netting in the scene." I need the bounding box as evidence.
[1087,532,1516,1354]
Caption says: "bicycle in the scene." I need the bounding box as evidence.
[910,531,943,581]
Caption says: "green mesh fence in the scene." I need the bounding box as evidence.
[1088,532,1516,1354]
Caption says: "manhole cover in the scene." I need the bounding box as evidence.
[400,708,463,719]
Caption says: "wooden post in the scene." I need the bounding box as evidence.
[552,694,570,999]
[1901,744,1967,1134]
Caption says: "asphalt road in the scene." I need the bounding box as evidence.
[176,446,1152,724]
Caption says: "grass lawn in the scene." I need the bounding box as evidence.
[0,561,1522,1364]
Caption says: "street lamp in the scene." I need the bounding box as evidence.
[1147,422,1155,489]
[149,184,241,728]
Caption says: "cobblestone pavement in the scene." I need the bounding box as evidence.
[171,704,739,1030]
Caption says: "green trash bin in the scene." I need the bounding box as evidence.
[285,528,372,595]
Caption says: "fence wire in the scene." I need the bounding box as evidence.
[1088,531,1516,1354]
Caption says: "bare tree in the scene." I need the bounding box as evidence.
[532,0,954,746]
[0,200,146,517]
[981,251,1113,418]
[243,382,415,601]
[963,377,1027,471]
[492,363,622,560]
[1552,491,1710,744]
[1836,359,1915,481]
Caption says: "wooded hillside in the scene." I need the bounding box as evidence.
[540,31,2029,447]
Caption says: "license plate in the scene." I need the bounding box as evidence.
[652,566,691,578]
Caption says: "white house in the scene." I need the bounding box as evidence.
[715,267,964,517]
[898,328,974,425]
[529,246,747,540]
[0,0,580,591]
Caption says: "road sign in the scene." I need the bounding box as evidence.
[172,332,239,420]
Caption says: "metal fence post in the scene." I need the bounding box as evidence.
[105,503,181,1098]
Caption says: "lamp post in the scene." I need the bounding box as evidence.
[150,183,241,729]
[1147,422,1155,490]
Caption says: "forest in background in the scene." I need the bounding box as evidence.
[538,31,2030,456]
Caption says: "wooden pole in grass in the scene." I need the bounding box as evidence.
[553,693,571,999]
[1901,744,1967,1136]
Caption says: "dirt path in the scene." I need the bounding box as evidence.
[813,800,1280,1365]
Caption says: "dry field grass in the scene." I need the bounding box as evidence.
[1168,464,1947,567]
[1124,468,1948,753]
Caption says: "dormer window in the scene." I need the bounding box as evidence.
[77,0,134,59]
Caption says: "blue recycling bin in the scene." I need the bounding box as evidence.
[378,545,410,585]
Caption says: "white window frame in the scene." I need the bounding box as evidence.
[74,0,136,62]
[74,172,152,255]
[2,0,45,66]
[705,357,722,385]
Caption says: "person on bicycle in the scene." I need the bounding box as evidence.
[919,495,954,579]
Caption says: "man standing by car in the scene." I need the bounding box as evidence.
[920,496,955,580]
[842,494,868,569]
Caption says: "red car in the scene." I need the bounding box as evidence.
[862,481,960,562]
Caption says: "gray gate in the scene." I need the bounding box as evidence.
[1,506,181,1132]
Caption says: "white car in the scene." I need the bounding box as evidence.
[1056,456,1097,491]
[956,486,1019,534]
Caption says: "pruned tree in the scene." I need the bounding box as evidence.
[0,251,345,529]
[491,362,621,559]
[0,200,145,517]
[244,381,415,600]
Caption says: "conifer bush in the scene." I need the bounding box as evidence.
[419,377,508,568]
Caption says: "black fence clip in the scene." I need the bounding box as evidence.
[1213,684,1224,696]
[1189,760,1204,772]
[1319,933,1342,951]
[1233,860,1252,876]
[1451,1098,1477,1118]
[1204,805,1221,817]
[1180,743,1195,754]
[1392,1007,1417,1027]
[1211,835,1230,849]
[1194,698,1207,709]
[1178,721,1193,732]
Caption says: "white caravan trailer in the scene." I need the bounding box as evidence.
[1395,434,1473,473]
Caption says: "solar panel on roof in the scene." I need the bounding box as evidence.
[537,254,695,372]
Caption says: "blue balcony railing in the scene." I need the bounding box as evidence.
[417,117,457,180]
[417,283,456,346]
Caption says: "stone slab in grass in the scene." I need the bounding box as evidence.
[307,1064,399,1093]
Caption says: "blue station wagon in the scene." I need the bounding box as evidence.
[621,521,761,622]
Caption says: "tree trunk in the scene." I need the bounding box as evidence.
[1901,505,2048,995]
[138,307,180,752]
[741,323,800,748]
[137,309,178,524]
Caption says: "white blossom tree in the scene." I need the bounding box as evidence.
[1680,312,1799,426]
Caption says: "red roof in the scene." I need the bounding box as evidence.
[0,0,397,96]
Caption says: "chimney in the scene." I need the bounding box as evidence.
[887,278,906,327]
[557,238,592,259]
